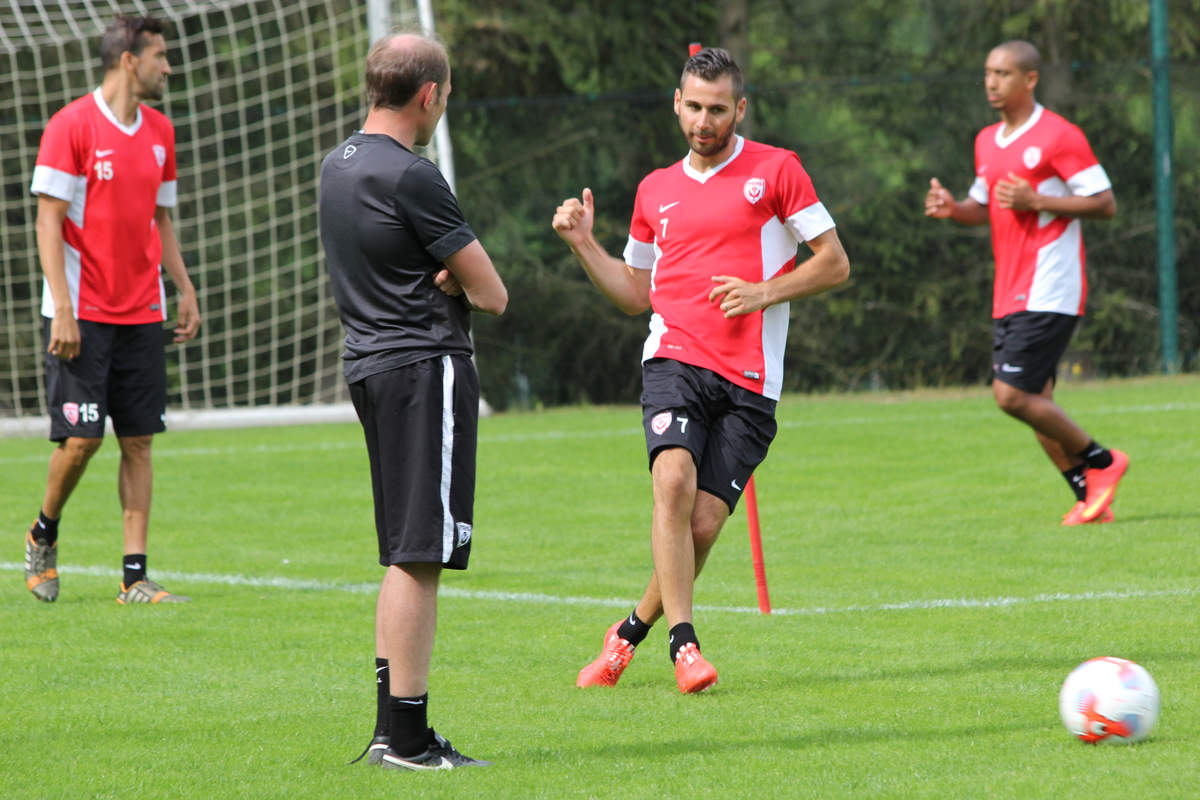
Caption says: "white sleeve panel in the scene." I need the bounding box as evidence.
[30,165,80,202]
[623,236,657,270]
[1065,163,1112,197]
[968,176,989,205]
[156,179,178,208]
[783,201,835,243]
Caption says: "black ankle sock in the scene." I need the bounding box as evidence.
[1078,441,1114,470]
[373,658,390,738]
[668,622,698,664]
[388,694,430,757]
[34,511,59,546]
[617,610,652,647]
[1062,466,1087,502]
[123,554,147,588]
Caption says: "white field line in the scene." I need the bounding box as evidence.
[1,561,1195,616]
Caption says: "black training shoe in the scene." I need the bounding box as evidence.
[349,735,390,765]
[379,729,491,771]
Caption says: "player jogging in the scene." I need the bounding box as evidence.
[24,15,201,604]
[925,40,1128,527]
[320,32,507,770]
[553,48,849,693]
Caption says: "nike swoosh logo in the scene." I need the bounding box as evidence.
[658,202,680,213]
[395,698,425,705]
[1000,363,1023,373]
[730,479,742,491]
[126,563,142,570]
[1082,488,1114,519]
[95,149,114,157]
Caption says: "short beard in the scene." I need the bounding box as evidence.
[688,124,735,158]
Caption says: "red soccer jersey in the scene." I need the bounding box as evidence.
[30,89,178,324]
[623,136,835,400]
[969,104,1111,319]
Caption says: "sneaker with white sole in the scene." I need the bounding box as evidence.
[24,529,59,602]
[379,729,490,771]
[117,578,190,604]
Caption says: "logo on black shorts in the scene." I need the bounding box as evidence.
[650,411,672,435]
[63,402,79,426]
[456,521,472,548]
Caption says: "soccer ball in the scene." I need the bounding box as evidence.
[1058,657,1160,744]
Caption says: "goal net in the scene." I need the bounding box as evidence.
[0,0,425,433]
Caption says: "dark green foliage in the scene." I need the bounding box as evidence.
[434,0,1200,409]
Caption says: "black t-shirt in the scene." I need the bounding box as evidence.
[319,132,478,383]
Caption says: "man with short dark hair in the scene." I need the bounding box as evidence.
[925,40,1127,527]
[25,14,200,605]
[320,31,507,771]
[553,47,849,694]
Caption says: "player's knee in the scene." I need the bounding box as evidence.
[992,382,1028,417]
[61,436,103,463]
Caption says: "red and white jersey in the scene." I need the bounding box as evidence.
[969,104,1111,319]
[623,136,835,400]
[30,88,178,323]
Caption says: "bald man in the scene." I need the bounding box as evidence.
[925,40,1127,527]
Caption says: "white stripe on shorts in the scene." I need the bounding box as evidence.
[440,355,456,563]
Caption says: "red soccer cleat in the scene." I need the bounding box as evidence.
[674,642,718,694]
[1081,449,1129,522]
[1062,501,1114,526]
[576,621,636,688]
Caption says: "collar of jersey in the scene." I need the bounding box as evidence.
[681,135,744,184]
[92,88,143,137]
[993,103,1043,149]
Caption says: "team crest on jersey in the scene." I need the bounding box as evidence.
[152,144,166,167]
[62,402,79,426]
[743,177,766,205]
[343,144,357,160]
[456,521,472,547]
[1022,146,1042,169]
[650,411,673,435]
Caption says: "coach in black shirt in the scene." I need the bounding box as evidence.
[318,31,507,772]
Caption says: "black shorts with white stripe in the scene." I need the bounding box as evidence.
[349,354,479,570]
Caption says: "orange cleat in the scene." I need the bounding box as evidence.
[1081,449,1128,522]
[674,642,717,694]
[576,621,636,687]
[1062,501,1114,526]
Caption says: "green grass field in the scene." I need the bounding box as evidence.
[2,375,1198,799]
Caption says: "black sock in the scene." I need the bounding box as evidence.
[373,658,390,739]
[1062,466,1087,502]
[34,511,59,546]
[388,694,430,757]
[668,622,698,664]
[617,610,652,647]
[123,554,147,587]
[1078,441,1114,470]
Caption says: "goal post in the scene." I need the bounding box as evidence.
[0,0,436,433]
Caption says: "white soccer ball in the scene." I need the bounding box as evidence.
[1059,657,1160,744]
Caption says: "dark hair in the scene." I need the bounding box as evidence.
[996,40,1042,73]
[365,32,450,110]
[100,16,166,70]
[680,47,744,101]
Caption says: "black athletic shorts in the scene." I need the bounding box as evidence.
[43,318,167,442]
[641,358,777,513]
[991,311,1078,393]
[349,354,479,570]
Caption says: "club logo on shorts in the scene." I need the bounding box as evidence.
[743,177,766,205]
[650,411,673,436]
[1022,146,1042,169]
[63,402,79,426]
[153,144,167,167]
[455,521,472,548]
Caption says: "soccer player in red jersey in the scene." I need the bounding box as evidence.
[24,16,201,604]
[553,48,849,693]
[925,40,1127,527]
